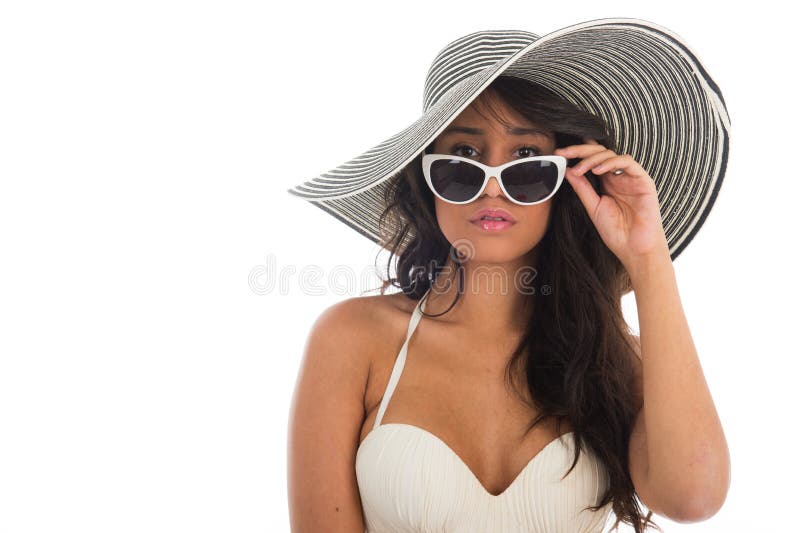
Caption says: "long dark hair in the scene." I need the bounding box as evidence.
[375,75,660,533]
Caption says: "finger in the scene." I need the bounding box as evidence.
[554,144,606,159]
[565,167,600,218]
[592,154,644,177]
[571,150,617,176]
[583,137,600,145]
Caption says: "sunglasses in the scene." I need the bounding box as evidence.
[422,153,567,205]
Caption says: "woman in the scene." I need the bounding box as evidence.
[287,21,730,533]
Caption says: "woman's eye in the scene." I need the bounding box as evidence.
[452,144,478,158]
[517,146,542,158]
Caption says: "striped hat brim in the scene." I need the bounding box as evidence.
[287,17,730,262]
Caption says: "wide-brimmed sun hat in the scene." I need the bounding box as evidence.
[286,17,730,262]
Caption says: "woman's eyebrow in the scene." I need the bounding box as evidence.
[440,125,550,137]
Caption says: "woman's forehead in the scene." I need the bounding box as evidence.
[451,93,553,139]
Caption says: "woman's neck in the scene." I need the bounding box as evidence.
[424,250,539,335]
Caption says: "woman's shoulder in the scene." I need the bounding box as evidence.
[326,289,418,333]
[308,290,420,360]
[299,291,419,412]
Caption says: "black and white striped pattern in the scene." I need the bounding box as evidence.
[286,18,730,262]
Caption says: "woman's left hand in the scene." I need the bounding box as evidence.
[554,138,670,270]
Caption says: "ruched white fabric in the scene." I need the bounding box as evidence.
[355,288,614,532]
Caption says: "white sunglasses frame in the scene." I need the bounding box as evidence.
[421,153,568,206]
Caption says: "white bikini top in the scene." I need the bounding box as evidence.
[355,288,614,532]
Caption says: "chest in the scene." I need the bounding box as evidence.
[360,321,573,497]
[355,421,611,532]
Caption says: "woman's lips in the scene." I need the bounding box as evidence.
[469,208,516,223]
[471,219,515,231]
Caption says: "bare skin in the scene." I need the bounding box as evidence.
[357,291,575,497]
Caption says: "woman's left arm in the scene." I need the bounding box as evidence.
[556,139,731,522]
[627,250,731,522]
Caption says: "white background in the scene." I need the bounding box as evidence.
[1,1,796,531]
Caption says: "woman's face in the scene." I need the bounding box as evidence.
[428,92,558,265]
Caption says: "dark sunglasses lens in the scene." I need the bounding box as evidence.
[502,160,560,203]
[428,159,485,202]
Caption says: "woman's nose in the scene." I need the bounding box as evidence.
[482,175,504,198]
